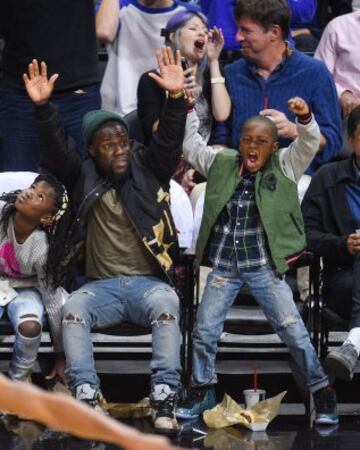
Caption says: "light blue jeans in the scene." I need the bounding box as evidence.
[62,276,182,393]
[0,288,44,380]
[192,264,329,394]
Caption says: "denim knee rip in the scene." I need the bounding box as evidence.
[209,275,228,288]
[17,314,42,339]
[280,314,297,328]
[151,312,176,327]
[63,289,96,326]
[63,314,86,326]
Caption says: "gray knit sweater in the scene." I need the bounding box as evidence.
[0,202,65,351]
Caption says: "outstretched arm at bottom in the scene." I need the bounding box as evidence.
[0,374,180,450]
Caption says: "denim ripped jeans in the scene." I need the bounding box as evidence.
[191,264,329,394]
[62,276,182,393]
[0,288,44,380]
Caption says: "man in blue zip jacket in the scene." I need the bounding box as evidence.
[211,0,341,175]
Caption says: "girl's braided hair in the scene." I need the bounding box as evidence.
[0,173,71,288]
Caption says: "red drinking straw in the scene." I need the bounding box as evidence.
[253,365,258,392]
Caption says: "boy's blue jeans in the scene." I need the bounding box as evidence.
[192,264,329,394]
[62,276,182,393]
[0,288,44,380]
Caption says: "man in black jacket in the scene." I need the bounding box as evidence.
[24,49,187,434]
[302,105,360,382]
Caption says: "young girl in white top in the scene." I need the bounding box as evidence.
[0,173,69,381]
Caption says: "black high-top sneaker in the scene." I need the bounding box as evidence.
[150,384,179,435]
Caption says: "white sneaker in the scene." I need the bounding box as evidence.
[75,383,108,415]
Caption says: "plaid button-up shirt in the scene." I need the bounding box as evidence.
[208,172,269,272]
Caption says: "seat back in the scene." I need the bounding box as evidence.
[123,109,145,144]
[310,256,350,359]
[0,171,38,193]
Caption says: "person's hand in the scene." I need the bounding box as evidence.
[185,90,196,108]
[347,233,360,255]
[260,108,297,140]
[23,59,58,106]
[207,27,225,62]
[340,91,360,117]
[45,353,67,385]
[181,169,196,193]
[288,97,310,117]
[148,47,184,95]
[184,66,197,100]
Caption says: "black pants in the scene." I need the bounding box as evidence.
[322,256,360,329]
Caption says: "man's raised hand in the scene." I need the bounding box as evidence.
[23,59,58,106]
[148,47,184,96]
[260,108,298,140]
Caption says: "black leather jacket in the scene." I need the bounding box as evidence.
[34,96,188,285]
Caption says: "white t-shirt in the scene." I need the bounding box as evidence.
[100,0,197,116]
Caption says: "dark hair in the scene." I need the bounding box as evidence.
[348,105,360,139]
[234,0,290,40]
[242,115,278,141]
[0,173,71,288]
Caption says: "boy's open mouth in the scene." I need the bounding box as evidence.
[246,151,259,169]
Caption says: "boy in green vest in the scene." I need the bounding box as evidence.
[177,97,338,426]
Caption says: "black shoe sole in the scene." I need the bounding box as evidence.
[325,354,354,381]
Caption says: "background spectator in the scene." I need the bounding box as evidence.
[314,10,360,157]
[96,0,198,116]
[212,0,341,175]
[137,10,230,145]
[289,0,319,53]
[316,0,352,28]
[137,9,230,191]
[199,0,240,52]
[199,1,318,54]
[302,106,360,382]
[0,0,100,171]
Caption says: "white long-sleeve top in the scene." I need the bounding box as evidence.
[182,110,321,183]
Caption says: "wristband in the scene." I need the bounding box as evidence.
[297,111,312,125]
[210,77,225,85]
[168,90,184,99]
